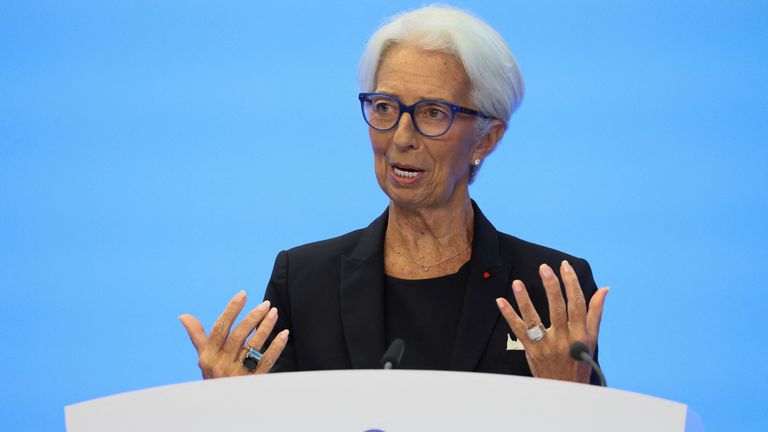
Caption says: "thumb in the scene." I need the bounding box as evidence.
[179,314,208,355]
[586,287,609,346]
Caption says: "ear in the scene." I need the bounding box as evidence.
[471,119,506,162]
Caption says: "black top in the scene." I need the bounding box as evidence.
[384,262,470,370]
[263,201,600,383]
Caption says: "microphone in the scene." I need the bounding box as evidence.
[569,341,607,387]
[381,338,405,369]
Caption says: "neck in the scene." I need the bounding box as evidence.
[385,193,475,260]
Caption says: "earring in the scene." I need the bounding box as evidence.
[473,159,481,166]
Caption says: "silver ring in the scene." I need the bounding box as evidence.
[526,324,546,342]
[242,346,263,371]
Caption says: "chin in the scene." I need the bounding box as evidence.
[386,187,446,210]
[381,188,419,207]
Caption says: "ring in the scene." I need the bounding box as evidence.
[242,346,263,371]
[526,324,547,342]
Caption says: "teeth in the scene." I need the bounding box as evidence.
[394,167,420,178]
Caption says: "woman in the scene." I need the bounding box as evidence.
[180,5,608,384]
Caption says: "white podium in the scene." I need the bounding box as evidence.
[65,370,702,431]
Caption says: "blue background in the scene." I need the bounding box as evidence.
[2,1,766,430]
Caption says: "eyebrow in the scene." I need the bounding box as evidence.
[373,90,454,104]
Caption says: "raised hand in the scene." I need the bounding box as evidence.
[179,290,289,379]
[496,260,608,383]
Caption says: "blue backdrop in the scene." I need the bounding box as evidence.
[2,1,766,430]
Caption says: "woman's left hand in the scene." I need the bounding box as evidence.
[496,260,608,383]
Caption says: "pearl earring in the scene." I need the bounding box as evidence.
[473,159,481,166]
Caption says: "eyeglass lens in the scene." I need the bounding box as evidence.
[362,94,454,137]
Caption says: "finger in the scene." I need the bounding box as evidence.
[511,279,543,327]
[246,307,279,351]
[206,290,247,351]
[495,297,527,342]
[179,314,207,355]
[586,287,609,344]
[561,260,587,324]
[255,329,290,373]
[222,300,271,358]
[539,264,566,328]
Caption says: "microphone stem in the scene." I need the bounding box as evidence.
[579,353,607,387]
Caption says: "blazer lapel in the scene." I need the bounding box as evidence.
[339,209,389,368]
[339,203,511,371]
[450,202,512,371]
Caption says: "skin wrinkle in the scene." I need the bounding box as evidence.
[372,42,496,183]
[372,44,504,279]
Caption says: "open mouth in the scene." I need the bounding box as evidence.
[392,164,425,178]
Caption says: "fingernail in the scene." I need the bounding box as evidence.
[256,300,270,312]
[495,298,505,309]
[561,260,572,272]
[279,329,290,340]
[512,280,523,293]
[539,264,554,278]
[235,290,246,301]
[268,307,278,319]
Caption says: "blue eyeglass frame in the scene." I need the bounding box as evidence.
[358,92,491,138]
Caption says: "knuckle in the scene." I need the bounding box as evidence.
[229,330,246,344]
[198,357,212,371]
[211,320,227,335]
[544,276,560,288]
[259,356,275,372]
[211,364,226,378]
[253,327,269,340]
[262,355,275,368]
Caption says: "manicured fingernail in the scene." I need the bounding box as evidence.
[279,329,290,340]
[539,264,554,278]
[268,307,278,319]
[512,280,523,293]
[495,298,505,309]
[562,260,572,272]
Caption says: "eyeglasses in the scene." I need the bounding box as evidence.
[358,92,491,138]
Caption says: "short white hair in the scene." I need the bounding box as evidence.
[358,4,525,124]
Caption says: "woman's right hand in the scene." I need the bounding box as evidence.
[179,290,289,379]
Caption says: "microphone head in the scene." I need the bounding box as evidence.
[381,338,405,368]
[569,341,589,360]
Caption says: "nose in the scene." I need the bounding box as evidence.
[391,112,420,151]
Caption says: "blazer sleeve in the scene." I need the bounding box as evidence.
[262,250,298,372]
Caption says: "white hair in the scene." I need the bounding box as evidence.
[358,4,525,125]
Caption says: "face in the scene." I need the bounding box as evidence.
[369,44,501,210]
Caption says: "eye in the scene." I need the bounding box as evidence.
[419,104,450,121]
[426,108,443,118]
[371,98,397,114]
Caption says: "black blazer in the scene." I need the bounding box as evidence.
[264,202,600,379]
